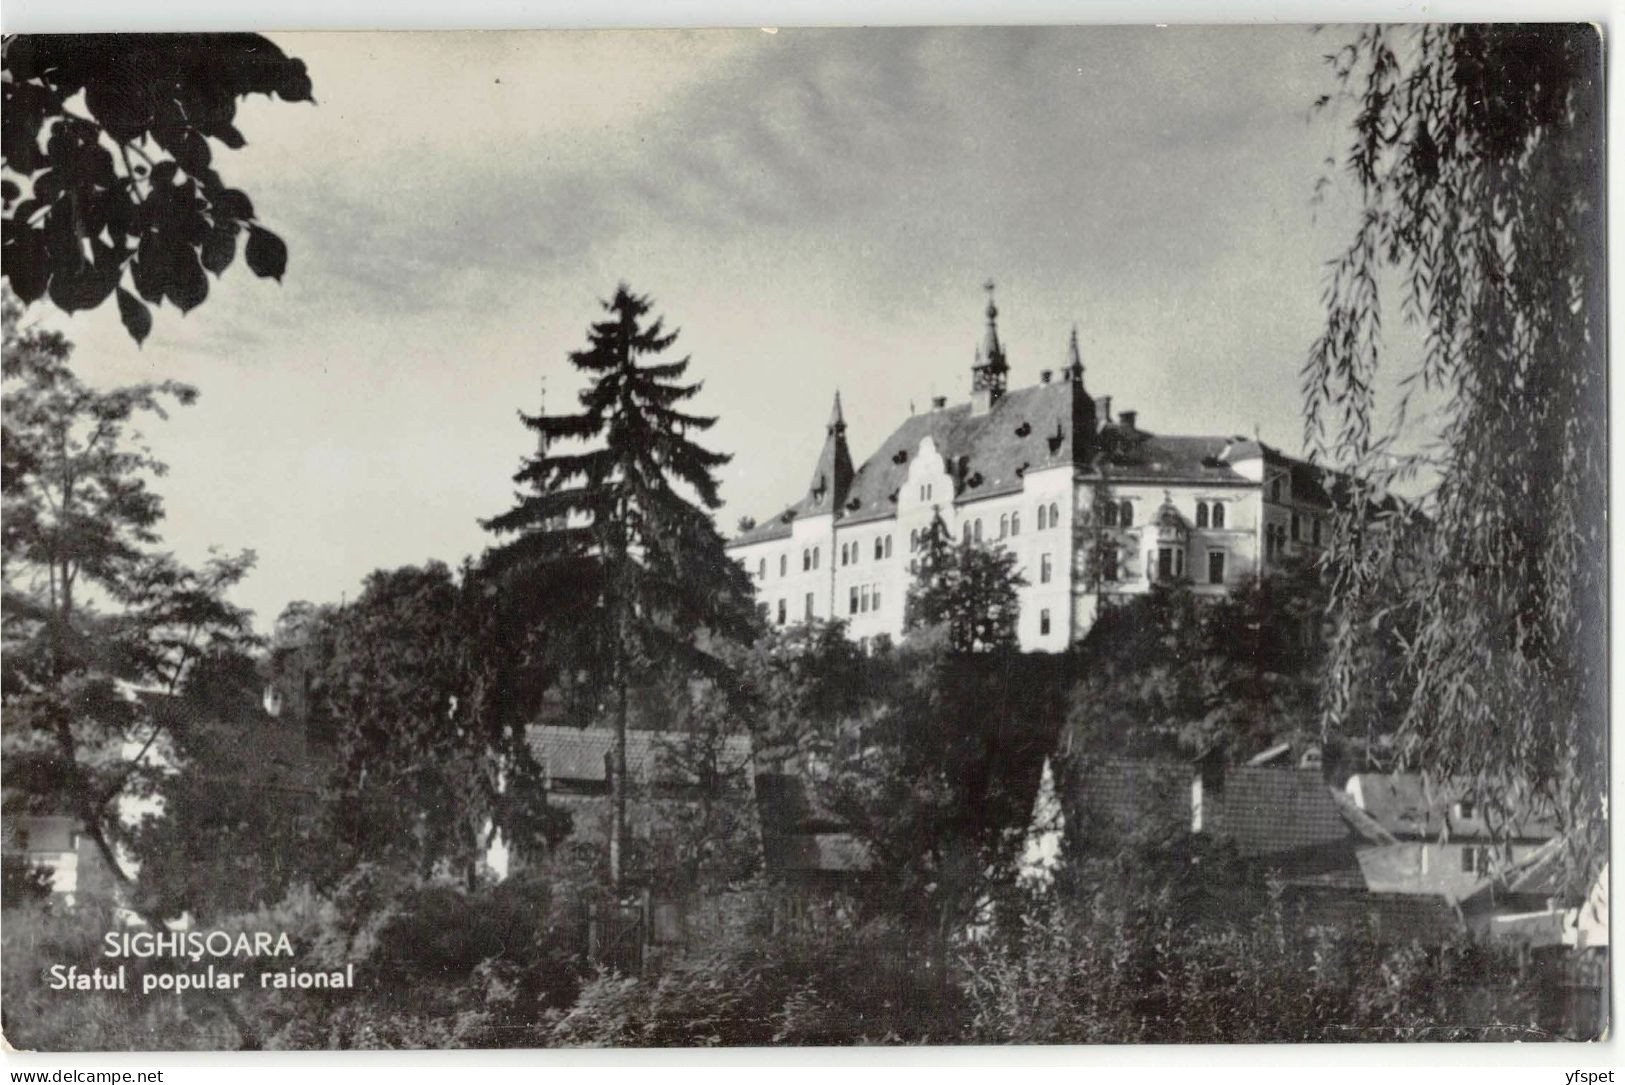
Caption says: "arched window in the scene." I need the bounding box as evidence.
[1102,501,1117,527]
[909,529,919,552]
[812,546,820,570]
[1196,501,1209,528]
[962,523,972,543]
[1037,505,1048,531]
[779,554,787,577]
[802,549,811,572]
[973,519,984,543]
[1011,511,1021,536]
[1212,502,1225,529]
[999,513,1009,538]
[884,535,893,558]
[1119,499,1133,526]
[1048,502,1060,529]
[757,557,766,580]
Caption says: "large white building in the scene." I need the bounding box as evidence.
[726,288,1336,651]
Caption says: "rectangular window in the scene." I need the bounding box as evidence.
[1158,547,1175,580]
[780,554,787,577]
[805,592,815,620]
[776,598,787,625]
[849,586,859,615]
[874,537,883,560]
[1208,550,1226,585]
[1101,545,1118,582]
[872,585,881,611]
[1040,609,1051,636]
[1290,513,1300,542]
[860,585,871,613]
[1312,518,1322,546]
[1040,553,1053,584]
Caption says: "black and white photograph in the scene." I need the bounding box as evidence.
[0,19,1608,1054]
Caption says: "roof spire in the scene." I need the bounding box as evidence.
[807,389,855,511]
[980,279,1005,370]
[972,279,1009,406]
[827,390,846,435]
[1065,324,1084,384]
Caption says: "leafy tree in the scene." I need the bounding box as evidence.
[482,284,754,891]
[903,513,1025,653]
[1065,566,1354,765]
[2,34,312,342]
[1,298,257,887]
[0,298,263,1047]
[1306,25,1605,886]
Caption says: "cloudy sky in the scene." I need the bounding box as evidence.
[36,26,1403,627]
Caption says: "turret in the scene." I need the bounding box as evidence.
[970,281,1009,413]
[806,391,855,512]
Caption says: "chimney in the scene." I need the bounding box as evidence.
[931,395,948,410]
[1119,409,1137,431]
[1098,395,1112,423]
[1040,369,1053,384]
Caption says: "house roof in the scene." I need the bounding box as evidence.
[1209,767,1354,862]
[525,725,753,786]
[1280,884,1465,944]
[1069,757,1192,836]
[1348,773,1559,843]
[1095,429,1258,488]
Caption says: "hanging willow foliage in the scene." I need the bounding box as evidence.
[1305,25,1605,892]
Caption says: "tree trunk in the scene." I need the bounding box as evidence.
[609,670,629,895]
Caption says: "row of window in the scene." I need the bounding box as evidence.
[841,535,893,566]
[1194,500,1227,529]
[849,583,883,616]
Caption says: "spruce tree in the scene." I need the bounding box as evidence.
[483,284,752,892]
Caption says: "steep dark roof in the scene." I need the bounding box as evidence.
[1209,763,1358,864]
[730,379,1097,545]
[1067,757,1192,840]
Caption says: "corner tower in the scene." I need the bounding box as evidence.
[806,391,855,513]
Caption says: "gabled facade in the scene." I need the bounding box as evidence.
[1343,772,1559,899]
[726,287,1337,650]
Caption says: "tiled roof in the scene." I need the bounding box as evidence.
[1095,429,1257,487]
[1280,884,1465,944]
[525,725,753,786]
[731,380,1099,545]
[1349,773,1559,843]
[1208,767,1353,861]
[1068,757,1192,836]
